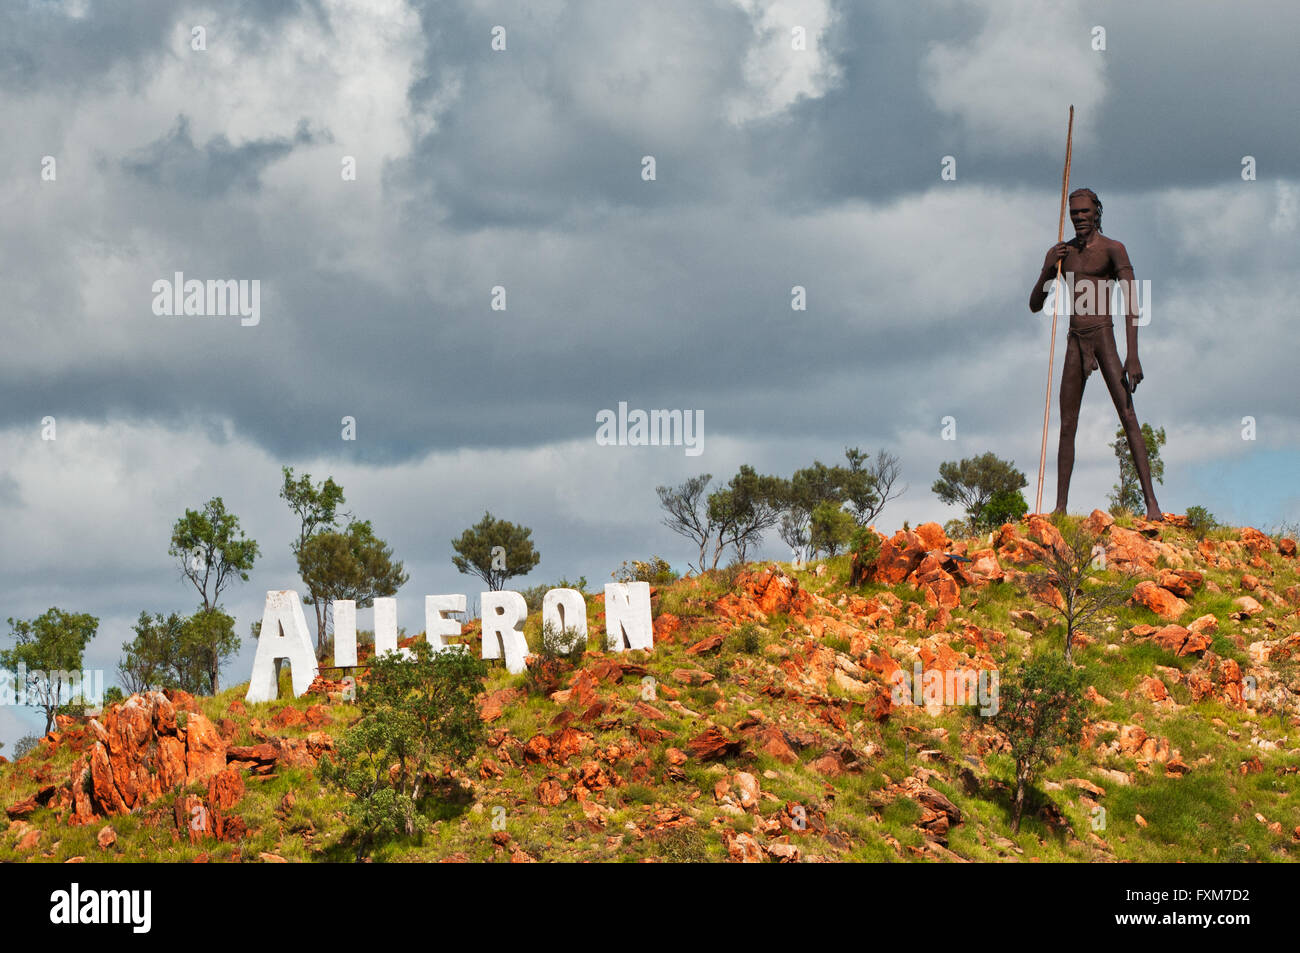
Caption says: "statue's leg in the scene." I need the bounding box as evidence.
[1054,335,1085,516]
[1096,331,1162,521]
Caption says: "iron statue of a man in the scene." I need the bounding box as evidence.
[1028,188,1163,522]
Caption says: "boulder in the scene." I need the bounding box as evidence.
[686,727,744,761]
[1107,526,1160,574]
[870,530,929,584]
[207,768,245,812]
[724,830,766,863]
[906,554,961,609]
[1149,625,1212,658]
[914,522,950,551]
[1082,509,1114,536]
[1026,514,1067,555]
[184,714,228,783]
[1130,581,1188,620]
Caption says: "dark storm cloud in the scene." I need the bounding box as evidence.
[0,0,1294,495]
[0,0,176,92]
[745,0,1300,206]
[0,0,330,91]
[397,0,758,228]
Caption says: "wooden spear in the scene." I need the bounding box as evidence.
[1035,104,1074,515]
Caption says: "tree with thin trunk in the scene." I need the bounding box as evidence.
[281,467,348,648]
[1108,423,1166,516]
[118,611,207,695]
[980,653,1085,831]
[1,608,98,734]
[932,452,1027,530]
[168,497,259,614]
[299,520,409,660]
[656,474,714,574]
[451,512,541,591]
[707,465,786,568]
[168,498,256,693]
[182,608,239,696]
[1025,520,1136,663]
[851,448,907,526]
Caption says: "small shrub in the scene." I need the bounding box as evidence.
[730,622,762,655]
[943,518,974,541]
[539,621,585,665]
[655,824,711,862]
[981,487,1028,531]
[521,577,588,614]
[320,641,487,861]
[710,562,745,593]
[976,653,1085,831]
[612,558,677,586]
[1184,505,1217,540]
[824,634,851,655]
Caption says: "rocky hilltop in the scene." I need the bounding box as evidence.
[2,511,1298,862]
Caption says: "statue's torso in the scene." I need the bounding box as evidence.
[1062,236,1125,330]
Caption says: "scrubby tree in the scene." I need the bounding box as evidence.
[182,608,240,695]
[281,467,349,642]
[612,557,676,585]
[844,447,906,526]
[281,467,347,554]
[522,576,589,614]
[707,465,786,567]
[657,475,714,574]
[980,654,1085,831]
[1025,521,1136,663]
[809,499,856,556]
[451,512,541,591]
[778,510,812,563]
[1184,505,1218,540]
[168,497,259,612]
[781,461,844,561]
[1,608,98,734]
[299,520,409,660]
[118,611,205,695]
[982,487,1029,531]
[1108,423,1165,516]
[119,609,240,696]
[320,641,487,861]
[932,453,1028,530]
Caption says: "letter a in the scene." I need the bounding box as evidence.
[246,591,319,702]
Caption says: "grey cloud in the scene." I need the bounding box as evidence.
[120,114,322,196]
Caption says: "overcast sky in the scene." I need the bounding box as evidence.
[2,0,1298,746]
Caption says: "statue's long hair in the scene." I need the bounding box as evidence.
[1069,187,1103,233]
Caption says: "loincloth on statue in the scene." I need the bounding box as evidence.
[1066,320,1114,379]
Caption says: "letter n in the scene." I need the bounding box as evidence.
[603,582,653,652]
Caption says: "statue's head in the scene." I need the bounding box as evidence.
[1069,187,1103,236]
